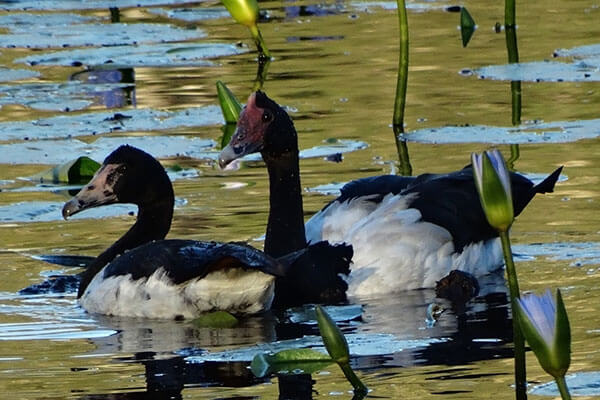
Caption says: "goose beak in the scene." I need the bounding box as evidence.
[62,164,119,220]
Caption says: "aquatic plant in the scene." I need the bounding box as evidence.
[460,7,476,47]
[515,290,572,400]
[392,0,412,175]
[315,305,368,395]
[221,0,270,60]
[472,149,526,400]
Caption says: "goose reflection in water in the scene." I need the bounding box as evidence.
[73,271,513,399]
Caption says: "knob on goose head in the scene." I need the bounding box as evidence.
[219,91,297,169]
[62,145,174,219]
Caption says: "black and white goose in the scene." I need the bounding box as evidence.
[63,145,294,319]
[218,91,562,297]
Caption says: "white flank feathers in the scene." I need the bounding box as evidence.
[80,267,275,319]
[305,193,504,296]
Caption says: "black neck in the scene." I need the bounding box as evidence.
[262,149,307,258]
[77,200,173,298]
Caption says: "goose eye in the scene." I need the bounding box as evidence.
[117,164,127,174]
[262,111,273,123]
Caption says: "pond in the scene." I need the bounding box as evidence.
[1,0,600,399]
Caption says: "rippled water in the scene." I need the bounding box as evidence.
[1,0,600,399]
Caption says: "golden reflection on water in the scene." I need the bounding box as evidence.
[0,0,600,398]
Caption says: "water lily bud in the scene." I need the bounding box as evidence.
[472,149,514,232]
[315,305,350,364]
[216,81,242,124]
[221,0,259,28]
[515,289,571,379]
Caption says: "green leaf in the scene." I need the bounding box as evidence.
[220,123,237,149]
[250,349,333,377]
[28,156,100,184]
[460,7,476,47]
[216,81,242,124]
[191,311,239,328]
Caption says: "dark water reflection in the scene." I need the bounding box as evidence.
[48,271,513,399]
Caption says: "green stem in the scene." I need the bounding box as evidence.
[393,134,413,176]
[253,57,271,91]
[504,0,516,28]
[555,375,572,400]
[393,0,409,132]
[339,362,368,395]
[500,230,527,400]
[507,144,520,171]
[249,24,271,61]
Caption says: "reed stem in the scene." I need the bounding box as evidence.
[500,230,527,400]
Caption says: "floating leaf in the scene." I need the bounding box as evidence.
[192,311,239,328]
[0,67,40,83]
[250,349,333,377]
[474,61,600,82]
[147,7,231,22]
[16,43,246,68]
[0,106,222,142]
[460,7,476,47]
[0,21,205,49]
[0,0,196,11]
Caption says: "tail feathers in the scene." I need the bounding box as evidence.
[19,274,80,295]
[272,241,353,309]
[514,166,563,217]
[534,166,563,194]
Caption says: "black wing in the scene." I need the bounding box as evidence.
[102,239,288,284]
[403,166,562,252]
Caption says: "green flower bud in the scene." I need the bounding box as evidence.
[221,0,259,27]
[515,289,571,379]
[472,149,514,232]
[315,305,349,364]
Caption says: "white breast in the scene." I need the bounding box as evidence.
[306,193,504,296]
[80,267,275,319]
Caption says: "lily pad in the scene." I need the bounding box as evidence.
[251,348,333,377]
[0,105,222,142]
[285,304,363,325]
[0,197,186,224]
[0,12,100,31]
[0,67,40,82]
[474,61,600,82]
[0,136,215,165]
[513,242,600,268]
[349,1,449,13]
[529,371,600,397]
[554,43,600,59]
[192,311,239,328]
[0,0,195,11]
[0,21,204,49]
[0,82,134,112]
[17,42,246,68]
[404,118,600,144]
[147,7,231,22]
[186,333,446,363]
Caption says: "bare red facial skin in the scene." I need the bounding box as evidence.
[230,93,268,149]
[219,92,272,168]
